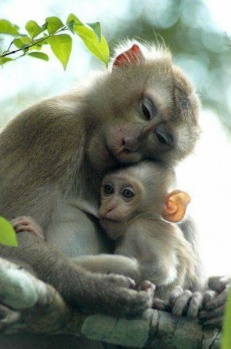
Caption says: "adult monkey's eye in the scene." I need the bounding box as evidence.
[155,124,174,145]
[104,184,114,195]
[121,187,135,200]
[141,97,158,121]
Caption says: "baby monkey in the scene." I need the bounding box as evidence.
[98,162,201,297]
[13,161,202,317]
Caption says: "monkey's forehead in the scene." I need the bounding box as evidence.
[102,170,143,188]
[102,173,131,184]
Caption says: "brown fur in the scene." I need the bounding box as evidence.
[0,41,200,321]
[97,162,203,300]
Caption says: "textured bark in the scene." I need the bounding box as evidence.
[0,257,221,348]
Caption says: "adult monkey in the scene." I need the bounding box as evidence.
[0,41,226,347]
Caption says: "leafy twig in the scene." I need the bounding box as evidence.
[0,15,110,69]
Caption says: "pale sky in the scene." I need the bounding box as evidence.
[0,0,231,276]
[205,0,231,34]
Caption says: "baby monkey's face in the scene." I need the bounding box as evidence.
[98,170,144,225]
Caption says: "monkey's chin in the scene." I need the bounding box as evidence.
[100,219,124,240]
[99,150,141,173]
[100,138,142,169]
[114,151,142,164]
[100,218,120,224]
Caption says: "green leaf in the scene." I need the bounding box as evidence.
[66,14,83,35]
[0,56,13,65]
[87,22,101,41]
[66,14,82,26]
[28,52,49,61]
[0,217,18,247]
[0,19,19,36]
[222,288,231,349]
[66,14,109,65]
[28,42,43,51]
[13,36,31,49]
[46,16,64,34]
[74,25,109,65]
[25,20,43,38]
[47,34,72,69]
[13,38,22,48]
[13,36,44,52]
[66,21,75,34]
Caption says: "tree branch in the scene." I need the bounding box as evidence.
[0,257,221,348]
[0,26,66,58]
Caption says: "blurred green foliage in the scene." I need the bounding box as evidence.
[222,287,231,349]
[0,217,18,247]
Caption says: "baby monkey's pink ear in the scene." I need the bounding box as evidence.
[162,190,191,223]
[113,44,144,68]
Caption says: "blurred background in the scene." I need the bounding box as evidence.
[0,0,231,276]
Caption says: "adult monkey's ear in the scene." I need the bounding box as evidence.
[162,190,191,223]
[113,44,144,68]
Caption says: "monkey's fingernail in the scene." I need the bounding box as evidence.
[129,279,136,289]
[147,283,156,292]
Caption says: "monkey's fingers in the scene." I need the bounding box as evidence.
[202,289,217,307]
[186,292,203,318]
[169,285,184,301]
[199,305,224,329]
[139,280,156,292]
[152,298,170,312]
[11,216,45,240]
[14,223,45,240]
[0,303,20,329]
[199,306,224,321]
[11,216,38,227]
[124,289,154,317]
[201,316,223,330]
[208,275,230,293]
[105,273,136,289]
[197,288,227,329]
[105,274,155,312]
[170,289,193,317]
[83,273,154,317]
[204,288,228,311]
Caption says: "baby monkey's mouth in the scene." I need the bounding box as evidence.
[99,217,121,224]
[100,217,122,227]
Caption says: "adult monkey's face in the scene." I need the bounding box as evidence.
[86,42,200,174]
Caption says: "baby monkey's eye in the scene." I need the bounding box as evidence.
[104,184,114,195]
[121,187,135,200]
